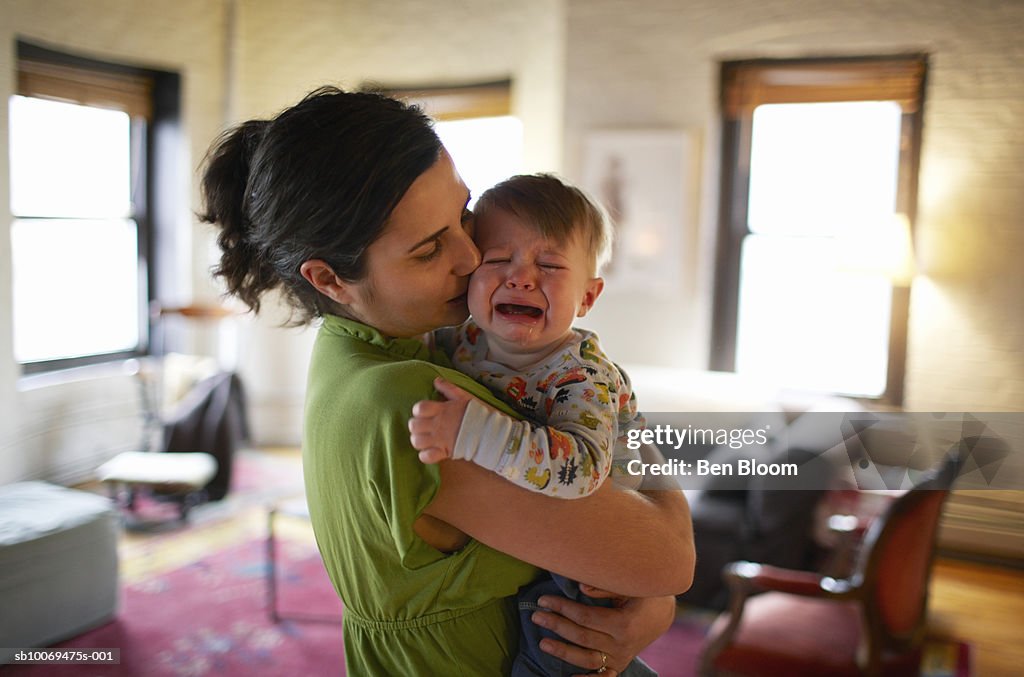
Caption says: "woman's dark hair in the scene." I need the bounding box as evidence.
[199,86,442,323]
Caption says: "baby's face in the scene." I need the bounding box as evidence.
[468,207,603,366]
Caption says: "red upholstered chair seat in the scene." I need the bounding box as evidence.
[700,449,969,677]
[708,592,919,677]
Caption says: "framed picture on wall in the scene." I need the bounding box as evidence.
[581,130,694,292]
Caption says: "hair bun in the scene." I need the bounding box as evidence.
[199,119,276,313]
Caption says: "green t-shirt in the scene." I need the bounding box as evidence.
[303,315,541,676]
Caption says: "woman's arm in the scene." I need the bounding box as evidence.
[424,460,694,597]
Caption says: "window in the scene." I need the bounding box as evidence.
[370,80,523,206]
[712,57,926,404]
[9,43,179,373]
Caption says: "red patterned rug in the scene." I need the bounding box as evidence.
[2,450,970,676]
[2,532,713,676]
[4,532,968,677]
[5,538,344,677]
[0,531,710,676]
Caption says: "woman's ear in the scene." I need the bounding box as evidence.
[576,277,605,317]
[299,259,356,306]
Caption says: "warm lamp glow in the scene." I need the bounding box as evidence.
[839,213,917,286]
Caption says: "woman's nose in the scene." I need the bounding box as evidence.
[451,227,481,275]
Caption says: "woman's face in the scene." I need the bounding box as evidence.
[343,150,480,338]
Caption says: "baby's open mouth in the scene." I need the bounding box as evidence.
[496,303,543,318]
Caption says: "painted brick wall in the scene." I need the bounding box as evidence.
[226,0,567,444]
[233,0,565,172]
[0,0,568,471]
[0,0,229,483]
[564,0,1024,413]
[3,1,1020,486]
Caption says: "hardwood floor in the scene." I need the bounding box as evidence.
[929,557,1024,676]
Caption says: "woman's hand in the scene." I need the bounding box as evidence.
[530,589,676,675]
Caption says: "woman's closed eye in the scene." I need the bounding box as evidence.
[416,239,443,262]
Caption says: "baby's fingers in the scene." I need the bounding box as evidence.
[408,412,437,434]
[408,419,439,450]
[578,584,617,599]
[411,399,443,419]
[432,377,474,403]
[578,584,628,606]
[418,447,449,464]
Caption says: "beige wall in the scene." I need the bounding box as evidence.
[0,0,228,483]
[1,0,1021,486]
[228,0,566,444]
[233,0,565,173]
[564,0,1024,412]
[0,0,567,478]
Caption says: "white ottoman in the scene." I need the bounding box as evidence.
[97,451,218,522]
[0,482,119,660]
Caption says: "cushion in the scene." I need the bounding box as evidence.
[97,451,217,489]
[0,481,115,546]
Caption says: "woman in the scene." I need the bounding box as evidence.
[201,86,694,676]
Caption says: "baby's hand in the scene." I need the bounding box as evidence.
[578,583,629,607]
[408,377,473,464]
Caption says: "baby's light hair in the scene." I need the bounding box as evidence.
[474,173,613,276]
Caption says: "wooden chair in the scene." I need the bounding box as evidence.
[699,451,962,676]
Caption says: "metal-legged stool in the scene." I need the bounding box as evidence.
[266,496,342,623]
[98,451,217,526]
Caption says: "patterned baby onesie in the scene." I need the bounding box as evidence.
[438,321,644,497]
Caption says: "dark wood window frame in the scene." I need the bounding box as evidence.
[711,55,927,406]
[13,40,181,374]
[364,79,512,120]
